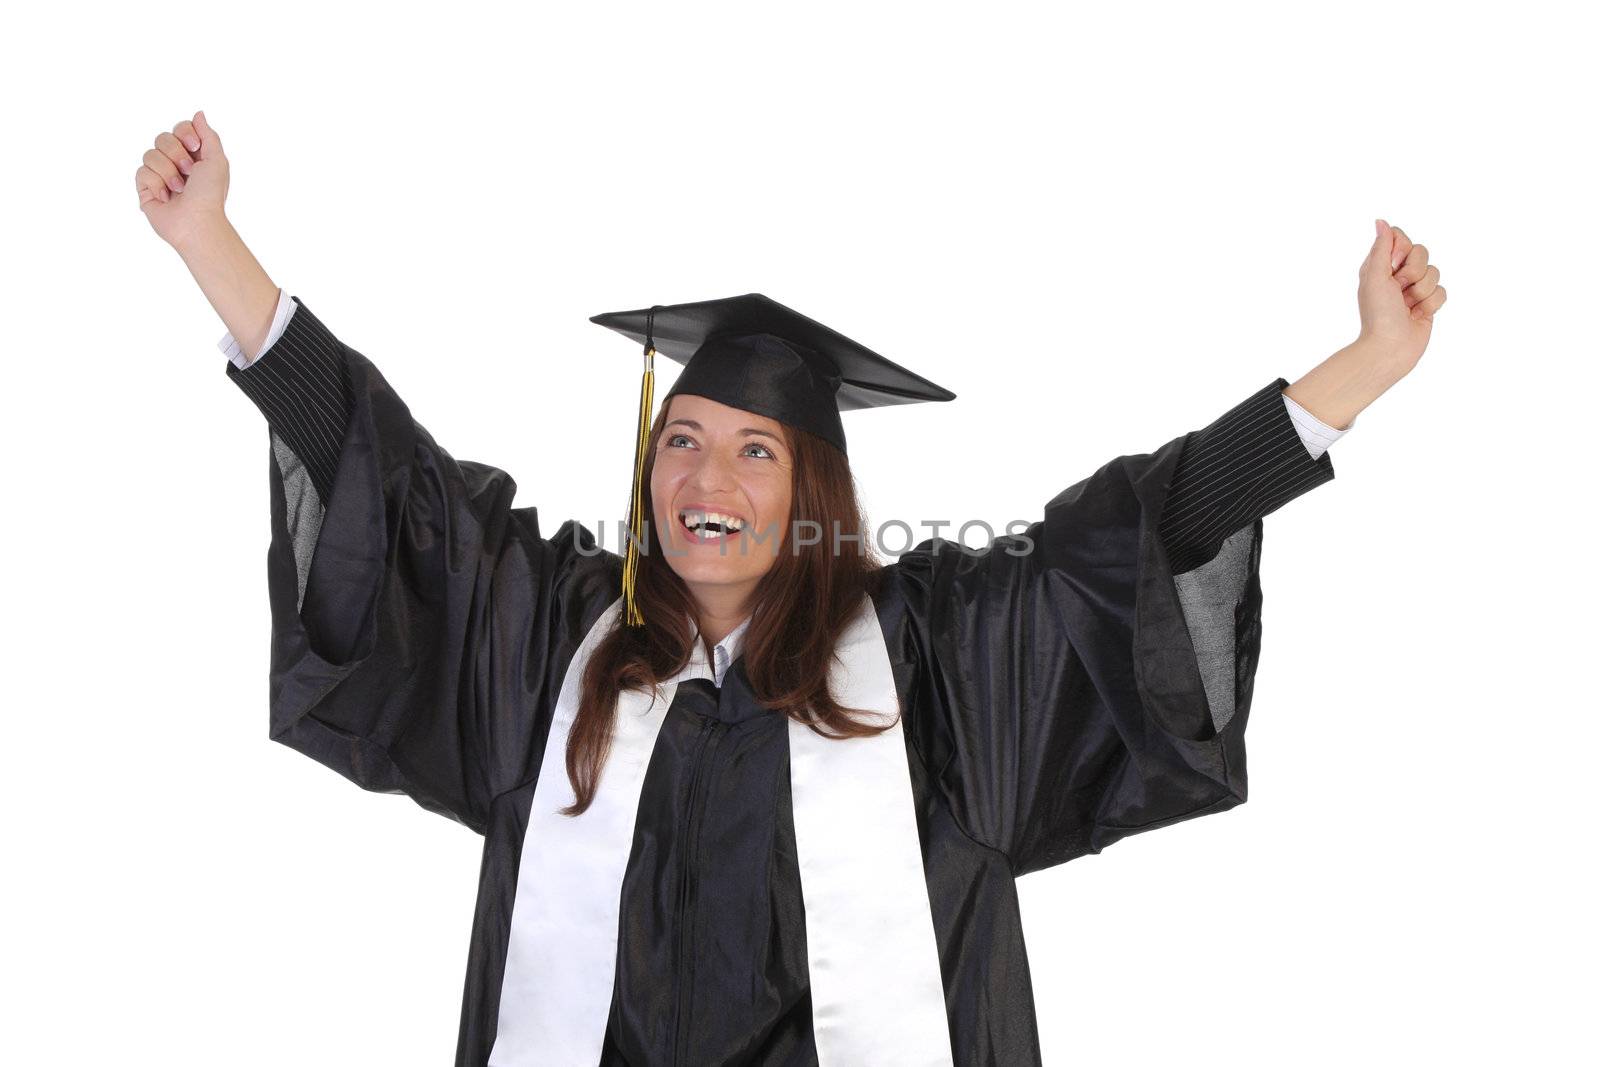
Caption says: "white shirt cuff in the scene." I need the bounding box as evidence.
[218,287,297,369]
[1281,391,1352,461]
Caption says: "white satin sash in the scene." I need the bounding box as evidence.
[488,594,953,1066]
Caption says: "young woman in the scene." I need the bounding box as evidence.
[139,110,1445,1067]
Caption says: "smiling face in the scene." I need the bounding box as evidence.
[650,392,794,613]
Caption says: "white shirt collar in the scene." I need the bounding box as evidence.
[686,613,752,688]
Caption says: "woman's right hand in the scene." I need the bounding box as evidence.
[136,110,229,249]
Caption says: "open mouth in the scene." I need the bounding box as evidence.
[678,508,747,543]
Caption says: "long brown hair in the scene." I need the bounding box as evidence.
[559,405,895,817]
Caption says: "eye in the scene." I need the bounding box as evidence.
[663,434,775,460]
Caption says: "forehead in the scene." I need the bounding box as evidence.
[662,392,785,436]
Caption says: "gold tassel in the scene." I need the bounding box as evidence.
[623,341,656,627]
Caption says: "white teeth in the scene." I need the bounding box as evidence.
[680,509,745,537]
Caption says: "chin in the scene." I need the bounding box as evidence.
[671,557,755,584]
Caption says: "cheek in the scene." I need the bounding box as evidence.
[651,458,683,500]
[747,477,791,527]
[650,468,681,530]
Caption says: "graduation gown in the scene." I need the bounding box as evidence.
[225,296,1337,1066]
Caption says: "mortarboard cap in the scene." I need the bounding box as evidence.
[590,293,956,455]
[588,292,957,625]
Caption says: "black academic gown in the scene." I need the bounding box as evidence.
[225,297,1336,1066]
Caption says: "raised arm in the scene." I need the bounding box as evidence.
[140,112,622,833]
[888,219,1446,878]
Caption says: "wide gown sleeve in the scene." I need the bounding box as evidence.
[225,295,617,835]
[889,378,1335,876]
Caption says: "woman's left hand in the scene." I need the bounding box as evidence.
[1358,219,1448,380]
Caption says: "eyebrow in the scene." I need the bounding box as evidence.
[663,418,782,443]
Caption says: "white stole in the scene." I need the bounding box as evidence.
[489,594,954,1067]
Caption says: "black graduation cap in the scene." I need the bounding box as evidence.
[588,292,957,625]
[589,293,956,455]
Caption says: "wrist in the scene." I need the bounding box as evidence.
[1351,332,1414,378]
[1284,338,1401,431]
[171,211,236,260]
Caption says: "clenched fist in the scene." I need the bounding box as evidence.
[1358,219,1448,379]
[136,110,229,249]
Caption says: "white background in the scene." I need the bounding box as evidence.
[4,1,1595,1064]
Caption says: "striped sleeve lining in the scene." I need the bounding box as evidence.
[224,296,353,504]
[1158,377,1336,574]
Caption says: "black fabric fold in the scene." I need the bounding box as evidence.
[230,296,620,835]
[886,385,1333,877]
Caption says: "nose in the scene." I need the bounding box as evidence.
[686,445,738,494]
